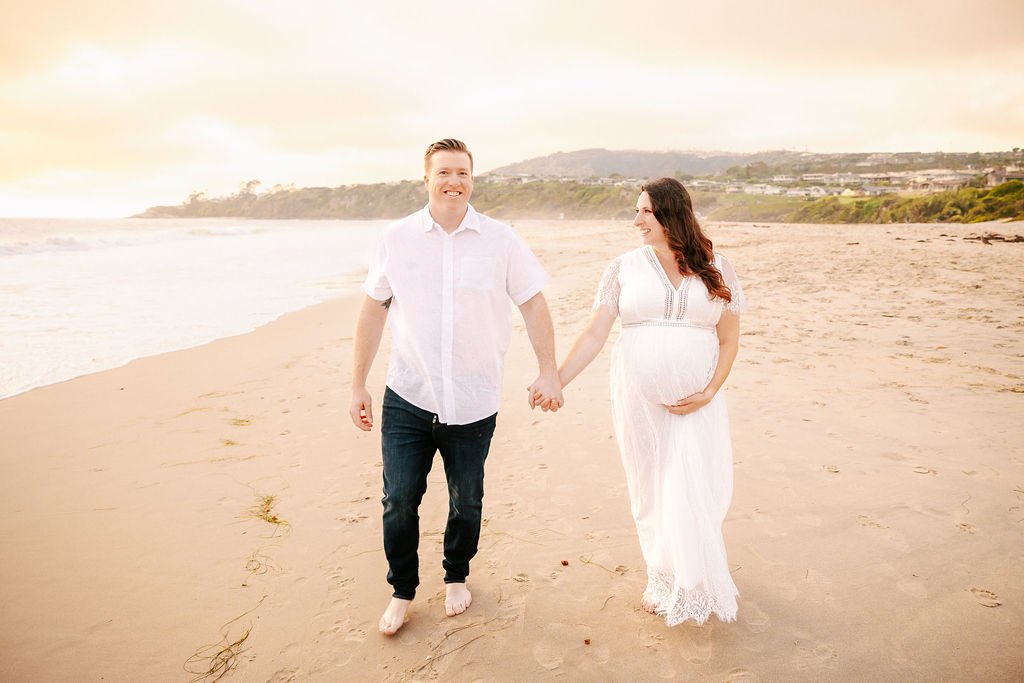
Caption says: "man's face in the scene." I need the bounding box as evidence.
[424,151,473,212]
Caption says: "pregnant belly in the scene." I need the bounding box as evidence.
[616,325,718,405]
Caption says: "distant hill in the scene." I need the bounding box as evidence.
[487,148,1021,179]
[486,149,806,179]
[135,147,1023,223]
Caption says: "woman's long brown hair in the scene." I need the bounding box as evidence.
[641,177,732,302]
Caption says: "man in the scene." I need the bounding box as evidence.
[349,138,563,635]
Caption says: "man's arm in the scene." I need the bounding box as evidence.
[518,292,564,412]
[349,294,391,430]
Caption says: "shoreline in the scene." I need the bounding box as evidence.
[2,219,1021,680]
[0,291,363,402]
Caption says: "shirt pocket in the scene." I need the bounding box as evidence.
[458,256,499,291]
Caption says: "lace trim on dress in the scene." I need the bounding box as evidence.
[622,320,715,330]
[716,253,749,315]
[676,277,691,320]
[592,256,623,316]
[644,568,738,627]
[643,247,674,319]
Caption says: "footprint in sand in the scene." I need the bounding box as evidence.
[679,625,714,666]
[913,466,937,476]
[533,640,563,670]
[512,573,530,583]
[822,464,840,474]
[970,588,1001,607]
[344,621,370,644]
[337,514,367,524]
[725,669,760,682]
[743,601,770,633]
[638,628,665,648]
[856,515,887,529]
[956,522,976,534]
[897,579,928,599]
[791,642,838,671]
[856,515,910,553]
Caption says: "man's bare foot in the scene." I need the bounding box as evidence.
[641,595,659,615]
[379,597,411,635]
[445,583,472,617]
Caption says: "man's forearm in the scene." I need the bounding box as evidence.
[519,293,557,374]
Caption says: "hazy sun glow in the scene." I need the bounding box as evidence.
[1,0,1022,217]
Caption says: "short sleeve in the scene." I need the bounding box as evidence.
[592,256,622,317]
[362,233,393,301]
[717,254,748,314]
[506,231,551,306]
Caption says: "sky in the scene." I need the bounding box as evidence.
[2,0,1022,217]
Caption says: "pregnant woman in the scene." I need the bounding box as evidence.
[556,177,747,626]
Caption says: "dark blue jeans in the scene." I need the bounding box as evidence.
[380,386,497,600]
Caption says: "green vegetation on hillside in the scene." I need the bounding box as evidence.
[722,152,1020,178]
[788,181,1024,223]
[696,193,809,222]
[137,180,1024,224]
[137,181,640,220]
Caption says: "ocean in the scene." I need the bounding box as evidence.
[0,217,387,399]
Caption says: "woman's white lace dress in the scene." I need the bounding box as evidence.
[595,246,748,626]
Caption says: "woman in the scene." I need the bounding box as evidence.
[557,177,747,626]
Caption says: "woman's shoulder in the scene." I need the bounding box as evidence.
[712,251,739,270]
[615,246,648,263]
[601,247,644,272]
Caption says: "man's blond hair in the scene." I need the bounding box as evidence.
[424,138,473,173]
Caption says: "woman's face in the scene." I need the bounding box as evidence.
[634,191,668,249]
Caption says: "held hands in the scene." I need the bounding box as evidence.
[526,373,564,412]
[349,387,374,431]
[664,390,713,415]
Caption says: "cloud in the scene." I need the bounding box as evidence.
[1,0,1022,216]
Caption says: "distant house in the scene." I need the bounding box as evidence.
[910,177,969,193]
[772,174,797,183]
[840,188,861,197]
[802,173,827,183]
[807,186,831,197]
[987,168,1024,187]
[785,187,812,197]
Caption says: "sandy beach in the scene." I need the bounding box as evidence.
[1,218,1022,681]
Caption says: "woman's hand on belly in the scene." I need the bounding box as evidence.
[664,390,713,415]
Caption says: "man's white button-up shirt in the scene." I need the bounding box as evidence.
[363,205,550,425]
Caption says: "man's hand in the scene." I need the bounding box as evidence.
[526,372,564,412]
[350,387,375,430]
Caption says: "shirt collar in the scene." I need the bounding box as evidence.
[421,204,481,234]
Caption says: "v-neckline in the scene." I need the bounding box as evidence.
[645,246,687,291]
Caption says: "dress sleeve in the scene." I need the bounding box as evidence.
[717,254,748,314]
[592,256,622,317]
